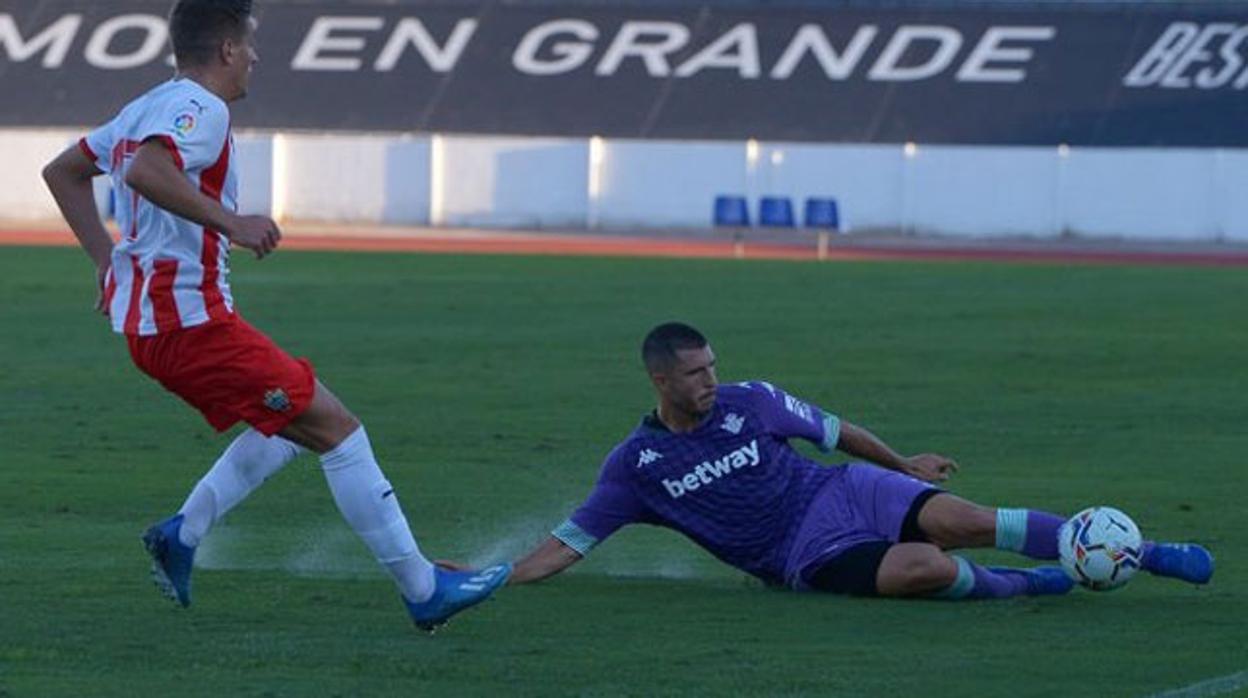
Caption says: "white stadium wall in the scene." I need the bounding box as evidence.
[593,141,749,229]
[755,143,903,233]
[1059,149,1222,240]
[381,135,434,226]
[433,135,588,228]
[905,146,1060,237]
[272,132,434,225]
[276,133,396,223]
[1,129,79,220]
[233,134,274,218]
[3,128,1245,241]
[1222,152,1248,238]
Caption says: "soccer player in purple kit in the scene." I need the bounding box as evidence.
[480,322,1213,600]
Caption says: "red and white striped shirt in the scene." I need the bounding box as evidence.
[80,77,237,336]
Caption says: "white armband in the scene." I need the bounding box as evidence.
[818,413,842,453]
[552,519,599,556]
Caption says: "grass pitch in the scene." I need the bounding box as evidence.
[1,246,1244,697]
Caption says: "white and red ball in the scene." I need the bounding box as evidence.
[1058,506,1143,591]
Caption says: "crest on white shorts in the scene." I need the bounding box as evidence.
[264,388,292,412]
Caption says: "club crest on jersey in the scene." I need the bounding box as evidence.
[720,413,745,435]
[636,449,663,468]
[173,113,196,135]
[263,388,292,412]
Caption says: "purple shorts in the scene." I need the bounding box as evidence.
[784,462,937,590]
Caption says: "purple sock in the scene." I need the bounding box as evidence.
[1141,541,1158,570]
[969,565,1030,599]
[936,557,1030,599]
[996,508,1063,560]
[1023,511,1064,560]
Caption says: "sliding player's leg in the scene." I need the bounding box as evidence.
[791,465,1070,599]
[880,543,1073,599]
[803,541,1072,599]
[915,494,1212,584]
[915,494,1062,559]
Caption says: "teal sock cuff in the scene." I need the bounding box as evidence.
[933,556,975,600]
[995,508,1028,552]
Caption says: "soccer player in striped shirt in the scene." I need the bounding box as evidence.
[484,323,1212,600]
[40,0,507,631]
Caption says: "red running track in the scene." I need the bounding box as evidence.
[4,228,1247,267]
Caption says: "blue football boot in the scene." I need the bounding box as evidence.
[1143,543,1214,585]
[405,564,512,633]
[141,514,196,608]
[990,566,1075,596]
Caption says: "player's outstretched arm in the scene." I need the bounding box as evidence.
[125,141,281,258]
[509,536,584,585]
[837,420,958,483]
[42,145,112,312]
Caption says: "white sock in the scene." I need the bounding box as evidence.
[178,429,304,547]
[319,426,436,603]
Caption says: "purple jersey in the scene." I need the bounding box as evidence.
[553,381,841,586]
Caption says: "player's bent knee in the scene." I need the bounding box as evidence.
[311,381,358,422]
[283,415,355,454]
[281,384,361,453]
[876,544,958,597]
[918,495,996,549]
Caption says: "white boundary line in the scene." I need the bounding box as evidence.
[1145,670,1248,698]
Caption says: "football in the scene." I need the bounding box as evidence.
[1058,507,1143,591]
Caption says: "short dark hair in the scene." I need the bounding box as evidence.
[642,322,708,373]
[169,0,252,68]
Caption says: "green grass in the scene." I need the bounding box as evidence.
[1,246,1244,697]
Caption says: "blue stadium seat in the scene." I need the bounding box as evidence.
[804,197,840,231]
[713,195,750,227]
[758,196,795,228]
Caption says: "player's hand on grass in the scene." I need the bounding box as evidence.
[905,453,958,482]
[227,215,282,258]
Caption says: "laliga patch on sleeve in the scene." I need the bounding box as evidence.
[783,394,813,422]
[173,112,197,136]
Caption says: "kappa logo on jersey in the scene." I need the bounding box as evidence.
[720,412,745,435]
[173,112,196,135]
[636,448,663,468]
[661,439,760,498]
[784,395,813,422]
[263,388,291,412]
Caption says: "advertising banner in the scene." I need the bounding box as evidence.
[2,0,1245,145]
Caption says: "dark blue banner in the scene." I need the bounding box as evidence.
[2,0,1246,145]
